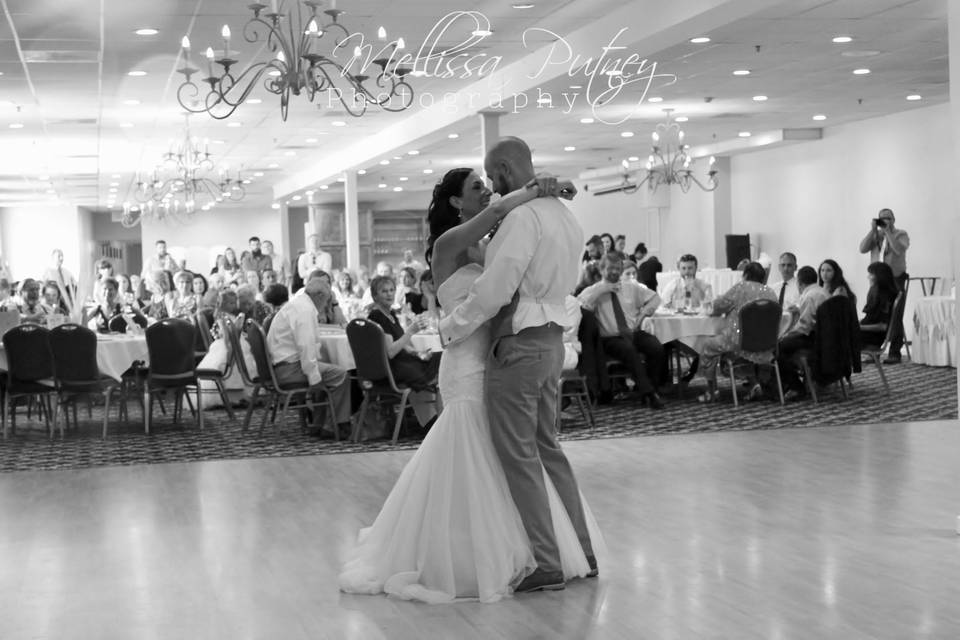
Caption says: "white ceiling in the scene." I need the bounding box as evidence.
[0,0,948,212]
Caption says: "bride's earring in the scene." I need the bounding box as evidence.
[457,207,463,221]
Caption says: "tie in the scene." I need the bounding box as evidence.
[778,282,787,307]
[609,291,632,341]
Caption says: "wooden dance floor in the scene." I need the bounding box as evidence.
[2,419,959,639]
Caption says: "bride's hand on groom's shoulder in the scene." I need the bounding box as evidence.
[528,174,577,200]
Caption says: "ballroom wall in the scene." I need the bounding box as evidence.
[0,205,89,281]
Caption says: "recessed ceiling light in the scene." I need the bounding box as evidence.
[305,190,314,195]
[379,159,390,165]
[127,70,147,77]
[9,123,23,129]
[732,69,751,76]
[407,150,419,155]
[39,175,50,180]
[423,169,433,174]
[447,133,459,139]
[319,185,330,190]
[242,179,251,184]
[337,177,345,182]
[226,121,242,127]
[247,98,262,104]
[358,169,367,175]
[292,195,302,201]
[812,114,827,121]
[267,163,279,168]
[253,171,264,177]
[580,117,595,124]
[111,174,120,178]
[305,137,319,143]
[108,188,117,193]
[134,28,159,36]
[331,120,347,127]
[512,3,535,8]
[620,131,634,138]
[690,36,711,44]
[852,68,870,75]
[647,96,663,103]
[122,99,141,105]
[119,122,134,128]
[393,186,403,192]
[399,176,409,181]
[752,95,768,102]
[627,156,639,162]
[738,131,751,137]
[675,116,689,122]
[271,203,280,209]
[906,94,922,101]
[284,150,296,156]
[211,139,225,145]
[564,146,576,151]
[378,183,387,188]
[832,35,853,43]
[109,182,119,187]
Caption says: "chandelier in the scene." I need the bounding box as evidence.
[619,109,719,193]
[120,120,246,228]
[175,0,414,121]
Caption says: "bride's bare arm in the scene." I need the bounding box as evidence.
[433,177,576,286]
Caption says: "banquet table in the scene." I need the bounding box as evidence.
[912,295,956,367]
[0,333,149,382]
[642,309,794,352]
[657,268,741,297]
[317,328,443,370]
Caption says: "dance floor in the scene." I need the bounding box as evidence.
[2,417,959,639]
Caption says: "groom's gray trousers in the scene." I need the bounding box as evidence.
[485,322,594,573]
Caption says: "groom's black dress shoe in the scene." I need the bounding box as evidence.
[585,555,599,578]
[515,569,565,593]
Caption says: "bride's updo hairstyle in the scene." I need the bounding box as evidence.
[425,167,472,266]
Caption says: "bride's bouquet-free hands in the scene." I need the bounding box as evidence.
[525,175,578,200]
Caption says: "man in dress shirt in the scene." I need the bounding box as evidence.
[440,137,596,592]
[41,249,78,311]
[297,234,333,281]
[142,240,178,277]
[267,269,352,436]
[241,236,272,276]
[777,266,831,399]
[661,254,713,310]
[767,252,801,309]
[858,208,910,363]
[578,252,665,409]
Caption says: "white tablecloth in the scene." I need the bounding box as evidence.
[0,334,149,382]
[912,296,956,367]
[318,330,442,370]
[642,311,793,352]
[657,268,741,297]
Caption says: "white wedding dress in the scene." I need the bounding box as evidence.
[338,264,602,604]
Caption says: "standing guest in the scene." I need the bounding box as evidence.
[397,249,425,277]
[241,236,272,275]
[297,233,333,281]
[859,262,899,347]
[633,243,662,292]
[221,248,242,283]
[166,271,198,319]
[577,252,665,409]
[41,281,70,316]
[142,239,178,277]
[767,252,801,308]
[17,279,47,324]
[859,208,910,363]
[237,284,274,326]
[818,259,853,298]
[266,270,353,437]
[42,249,78,311]
[261,241,288,286]
[613,234,628,260]
[695,262,777,403]
[262,283,289,309]
[778,266,831,399]
[661,254,713,310]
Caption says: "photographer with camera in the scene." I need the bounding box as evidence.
[858,208,910,363]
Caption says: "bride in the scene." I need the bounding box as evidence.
[338,168,601,604]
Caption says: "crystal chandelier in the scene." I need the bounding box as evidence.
[176,0,414,121]
[120,120,246,228]
[621,109,719,193]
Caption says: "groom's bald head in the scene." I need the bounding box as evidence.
[484,136,536,195]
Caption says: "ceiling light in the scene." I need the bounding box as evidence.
[271,203,280,209]
[423,169,433,174]
[247,98,262,104]
[332,121,347,127]
[292,195,302,201]
[564,146,576,151]
[690,37,711,44]
[211,139,225,145]
[738,131,751,137]
[39,175,50,180]
[242,179,251,184]
[852,68,870,75]
[253,171,264,177]
[407,150,419,155]
[399,176,409,181]
[134,28,159,36]
[812,114,827,121]
[226,121,242,127]
[378,183,387,188]
[380,159,390,165]
[674,116,688,122]
[906,94,922,101]
[45,189,55,194]
[111,174,120,178]
[337,177,345,182]
[512,3,535,8]
[319,185,329,190]
[752,95,768,102]
[619,110,718,194]
[305,137,319,143]
[119,122,134,128]
[305,190,314,195]
[627,156,639,162]
[732,69,751,76]
[122,99,141,106]
[393,186,403,192]
[620,131,634,138]
[284,150,296,156]
[647,97,663,103]
[108,188,118,193]
[267,163,279,168]
[832,36,853,43]
[109,182,119,187]
[9,123,23,129]
[358,169,367,175]
[448,133,459,139]
[580,117,595,124]
[128,70,147,77]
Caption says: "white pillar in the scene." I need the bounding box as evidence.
[949,1,960,407]
[478,110,504,178]
[344,170,360,272]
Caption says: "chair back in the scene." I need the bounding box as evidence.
[737,299,783,353]
[243,319,280,390]
[195,311,214,349]
[2,323,53,382]
[48,323,99,383]
[223,315,256,384]
[145,318,196,378]
[262,312,275,337]
[879,290,906,351]
[346,318,401,393]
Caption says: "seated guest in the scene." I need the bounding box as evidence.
[94,259,114,283]
[261,269,281,292]
[767,252,801,308]
[359,262,396,307]
[144,270,173,320]
[116,274,141,309]
[562,294,582,371]
[333,270,364,321]
[192,273,210,306]
[777,266,831,399]
[244,270,264,299]
[599,232,615,254]
[633,242,662,291]
[696,262,778,403]
[735,258,751,271]
[859,262,898,347]
[819,259,853,298]
[41,280,70,315]
[573,262,601,297]
[263,283,289,309]
[84,277,146,332]
[620,260,638,283]
[578,252,665,409]
[305,270,345,326]
[17,279,46,324]
[266,271,353,436]
[166,270,198,319]
[397,248,425,277]
[580,235,603,272]
[396,267,422,313]
[613,234,628,260]
[661,254,713,310]
[0,278,15,311]
[236,284,274,326]
[417,269,439,318]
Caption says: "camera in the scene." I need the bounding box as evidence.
[874,218,887,228]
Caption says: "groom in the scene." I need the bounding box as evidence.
[439,137,596,592]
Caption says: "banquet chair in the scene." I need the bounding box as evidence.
[107,313,147,333]
[48,323,121,439]
[858,290,903,397]
[194,313,236,422]
[794,296,862,403]
[721,299,786,408]
[2,324,57,439]
[243,318,338,436]
[194,311,215,349]
[558,370,595,432]
[143,318,203,433]
[346,318,437,445]
[223,315,262,429]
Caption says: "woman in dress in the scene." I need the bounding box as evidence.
[860,261,898,347]
[819,258,853,298]
[339,169,600,604]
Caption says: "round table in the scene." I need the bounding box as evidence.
[642,310,794,352]
[912,295,956,367]
[317,329,442,370]
[657,268,741,297]
[0,333,148,382]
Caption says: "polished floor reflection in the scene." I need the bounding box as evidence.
[1,419,959,639]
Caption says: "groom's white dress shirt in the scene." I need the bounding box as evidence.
[439,197,583,347]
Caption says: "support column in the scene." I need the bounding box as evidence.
[478,110,505,177]
[949,1,960,406]
[344,170,360,272]
[710,156,732,270]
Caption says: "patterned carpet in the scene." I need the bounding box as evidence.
[0,363,955,473]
